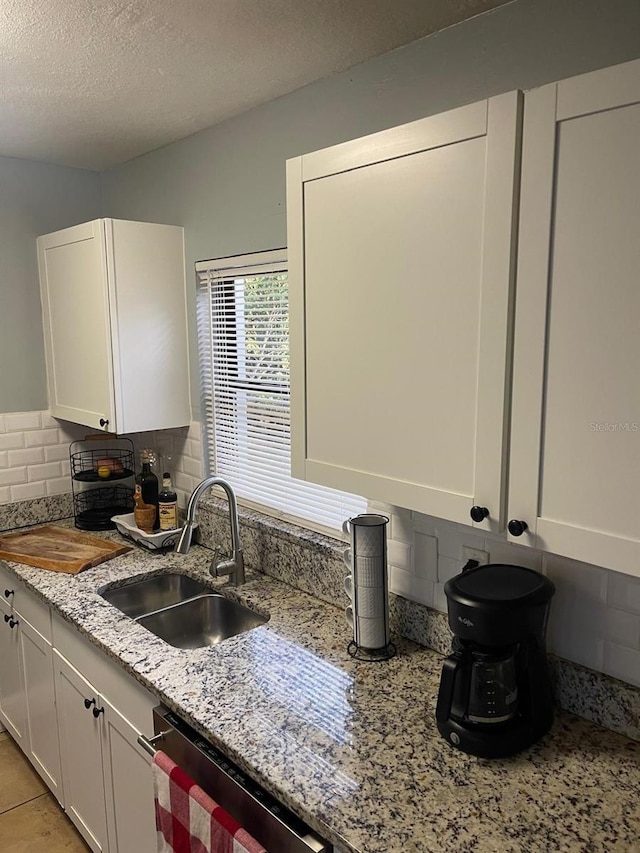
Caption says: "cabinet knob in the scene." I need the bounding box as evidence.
[4,589,14,598]
[9,618,18,629]
[470,506,489,523]
[508,519,528,537]
[99,418,109,428]
[92,706,105,719]
[84,697,96,710]
[3,613,10,623]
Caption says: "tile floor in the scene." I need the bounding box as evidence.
[0,731,89,851]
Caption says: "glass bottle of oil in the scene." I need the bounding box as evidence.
[139,450,159,531]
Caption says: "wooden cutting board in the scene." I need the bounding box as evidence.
[0,525,131,574]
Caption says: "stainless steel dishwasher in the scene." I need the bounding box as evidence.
[139,705,332,853]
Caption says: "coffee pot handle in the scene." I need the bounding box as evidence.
[436,653,465,723]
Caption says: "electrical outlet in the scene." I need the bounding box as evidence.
[462,545,489,565]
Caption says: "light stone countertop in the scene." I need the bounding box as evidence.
[2,526,640,853]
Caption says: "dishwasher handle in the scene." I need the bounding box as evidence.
[138,730,171,757]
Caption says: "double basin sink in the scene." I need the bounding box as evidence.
[99,572,267,649]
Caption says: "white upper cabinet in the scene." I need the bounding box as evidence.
[38,219,191,434]
[508,59,640,577]
[287,93,522,530]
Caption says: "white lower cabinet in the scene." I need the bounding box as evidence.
[20,617,64,803]
[51,611,157,853]
[101,694,157,853]
[0,597,28,749]
[0,576,63,799]
[54,652,156,853]
[54,651,109,852]
[0,569,157,853]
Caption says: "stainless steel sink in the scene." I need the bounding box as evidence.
[99,572,268,648]
[99,572,210,618]
[136,594,268,649]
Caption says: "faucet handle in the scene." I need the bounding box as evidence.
[214,558,237,578]
[210,546,230,577]
[210,546,244,581]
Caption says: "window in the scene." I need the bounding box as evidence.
[196,249,366,533]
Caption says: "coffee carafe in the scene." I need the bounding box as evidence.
[436,563,555,758]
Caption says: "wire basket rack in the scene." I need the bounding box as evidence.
[70,442,135,482]
[70,437,136,531]
[73,486,135,531]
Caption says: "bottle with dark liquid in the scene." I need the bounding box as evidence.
[139,451,159,531]
[158,473,178,531]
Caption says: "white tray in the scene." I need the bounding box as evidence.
[111,513,196,551]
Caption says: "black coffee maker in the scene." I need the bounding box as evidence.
[436,563,555,758]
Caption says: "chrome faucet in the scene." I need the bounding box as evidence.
[175,477,245,586]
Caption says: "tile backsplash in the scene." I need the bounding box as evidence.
[125,421,203,507]
[376,501,640,689]
[0,411,86,501]
[0,410,203,508]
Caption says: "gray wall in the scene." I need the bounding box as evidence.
[100,0,640,415]
[4,0,638,416]
[0,157,101,412]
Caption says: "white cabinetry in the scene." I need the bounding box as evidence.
[20,613,64,803]
[289,58,640,578]
[508,59,640,577]
[0,565,61,800]
[37,218,191,434]
[0,595,28,749]
[287,92,522,530]
[54,652,109,852]
[52,612,157,853]
[101,694,157,853]
[53,652,156,853]
[0,566,157,853]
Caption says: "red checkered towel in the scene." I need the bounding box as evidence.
[153,750,267,853]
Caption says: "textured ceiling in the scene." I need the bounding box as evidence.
[0,0,513,171]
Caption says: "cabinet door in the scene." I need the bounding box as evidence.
[38,220,115,431]
[288,92,521,529]
[20,616,64,804]
[54,650,108,853]
[0,599,28,749]
[509,59,640,576]
[101,695,156,853]
[104,219,191,434]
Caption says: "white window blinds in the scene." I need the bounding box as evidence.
[196,249,366,533]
